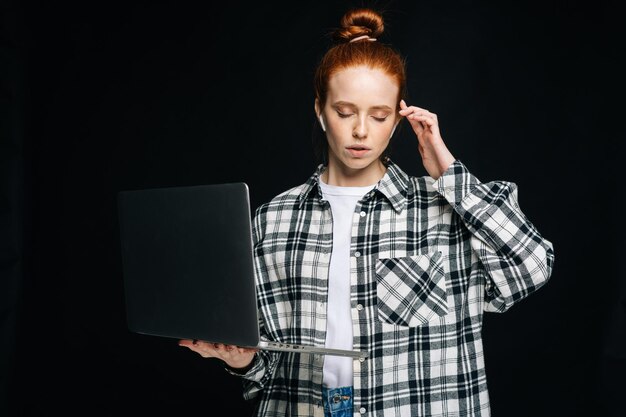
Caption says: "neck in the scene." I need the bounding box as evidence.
[322,159,386,187]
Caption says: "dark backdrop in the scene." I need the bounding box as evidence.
[2,1,625,416]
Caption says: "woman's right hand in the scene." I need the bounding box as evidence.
[178,339,258,371]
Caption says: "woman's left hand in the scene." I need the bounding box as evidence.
[178,339,258,370]
[399,100,456,180]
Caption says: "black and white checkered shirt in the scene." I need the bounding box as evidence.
[232,159,555,417]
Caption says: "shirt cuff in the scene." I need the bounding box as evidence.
[434,159,481,206]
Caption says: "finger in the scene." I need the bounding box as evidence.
[178,339,197,348]
[178,339,220,358]
[398,100,417,116]
[401,109,435,136]
[405,115,425,136]
[182,344,218,358]
[407,113,438,128]
[195,340,221,350]
[398,106,413,116]
[405,109,435,119]
[399,103,430,116]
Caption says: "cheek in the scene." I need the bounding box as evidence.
[323,132,340,150]
[325,123,349,143]
[373,128,393,145]
[326,119,348,134]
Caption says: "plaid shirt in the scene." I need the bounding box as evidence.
[231,159,555,417]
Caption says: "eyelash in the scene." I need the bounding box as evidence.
[337,112,388,122]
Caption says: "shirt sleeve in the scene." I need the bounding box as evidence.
[223,204,282,400]
[224,348,275,400]
[434,159,555,312]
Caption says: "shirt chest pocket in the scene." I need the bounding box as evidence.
[375,251,448,327]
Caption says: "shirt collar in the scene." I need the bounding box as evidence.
[297,160,409,213]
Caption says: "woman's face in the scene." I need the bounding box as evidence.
[316,66,400,181]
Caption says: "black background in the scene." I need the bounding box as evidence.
[2,0,625,416]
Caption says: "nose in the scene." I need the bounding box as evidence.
[353,115,368,139]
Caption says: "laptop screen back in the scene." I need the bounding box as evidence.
[117,182,260,347]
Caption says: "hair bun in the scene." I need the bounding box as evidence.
[333,8,384,43]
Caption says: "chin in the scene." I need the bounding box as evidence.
[342,157,379,171]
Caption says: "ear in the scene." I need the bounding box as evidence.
[389,120,400,139]
[314,99,326,132]
[319,116,326,132]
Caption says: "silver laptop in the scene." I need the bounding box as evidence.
[117,182,367,359]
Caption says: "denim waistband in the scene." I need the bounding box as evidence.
[322,386,353,417]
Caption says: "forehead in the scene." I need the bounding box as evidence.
[327,66,399,108]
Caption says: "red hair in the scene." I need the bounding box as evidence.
[313,8,407,110]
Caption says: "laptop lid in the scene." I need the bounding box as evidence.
[117,182,367,359]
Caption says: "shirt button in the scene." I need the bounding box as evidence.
[354,251,361,257]
[359,407,366,414]
[356,304,363,311]
[359,211,366,217]
[359,357,365,363]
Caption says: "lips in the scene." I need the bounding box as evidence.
[346,145,371,158]
[347,145,371,151]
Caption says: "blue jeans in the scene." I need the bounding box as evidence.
[322,386,353,417]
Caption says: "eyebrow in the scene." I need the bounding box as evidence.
[331,101,394,111]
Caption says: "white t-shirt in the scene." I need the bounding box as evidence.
[318,176,376,388]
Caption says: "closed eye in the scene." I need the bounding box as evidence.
[337,111,354,118]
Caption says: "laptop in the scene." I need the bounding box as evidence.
[117,182,368,359]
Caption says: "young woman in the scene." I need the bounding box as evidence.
[179,7,554,417]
